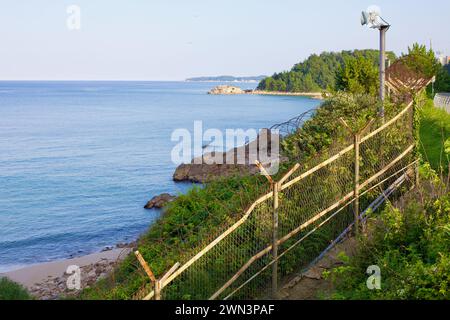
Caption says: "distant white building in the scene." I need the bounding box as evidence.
[437,52,449,65]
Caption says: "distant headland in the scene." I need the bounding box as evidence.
[207,85,324,99]
[186,75,267,82]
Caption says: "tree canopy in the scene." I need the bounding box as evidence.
[434,64,450,93]
[257,49,396,93]
[402,43,441,79]
[335,55,379,95]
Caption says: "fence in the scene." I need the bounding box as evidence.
[133,98,417,300]
[434,93,450,113]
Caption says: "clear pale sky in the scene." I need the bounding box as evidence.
[0,0,449,80]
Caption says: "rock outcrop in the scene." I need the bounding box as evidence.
[173,163,259,183]
[144,193,176,209]
[207,85,245,95]
[173,129,285,183]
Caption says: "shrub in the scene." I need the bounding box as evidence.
[0,278,32,300]
[327,168,450,300]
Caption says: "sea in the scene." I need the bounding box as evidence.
[0,81,319,272]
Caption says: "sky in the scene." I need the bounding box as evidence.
[0,0,449,80]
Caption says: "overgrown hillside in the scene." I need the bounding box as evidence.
[325,167,450,299]
[324,98,450,300]
[80,92,385,300]
[0,278,31,300]
[257,50,396,93]
[81,46,442,300]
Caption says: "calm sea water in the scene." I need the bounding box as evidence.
[0,81,319,272]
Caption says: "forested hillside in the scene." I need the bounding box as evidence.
[257,49,396,92]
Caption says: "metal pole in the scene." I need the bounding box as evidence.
[272,182,279,298]
[354,133,360,235]
[379,26,388,120]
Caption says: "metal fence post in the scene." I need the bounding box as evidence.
[272,181,279,298]
[353,133,361,235]
[254,160,281,299]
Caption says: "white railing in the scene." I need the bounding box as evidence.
[434,93,450,113]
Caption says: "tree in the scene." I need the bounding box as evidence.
[434,65,450,93]
[335,56,379,96]
[257,49,396,93]
[402,43,441,78]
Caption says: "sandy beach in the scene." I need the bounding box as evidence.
[1,248,131,299]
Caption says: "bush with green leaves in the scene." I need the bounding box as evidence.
[281,92,396,161]
[257,50,396,93]
[434,64,450,94]
[326,166,450,300]
[0,278,32,300]
[335,55,379,96]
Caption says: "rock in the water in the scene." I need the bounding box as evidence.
[144,193,176,209]
[207,85,245,95]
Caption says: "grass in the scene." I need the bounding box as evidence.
[0,277,32,300]
[419,98,450,172]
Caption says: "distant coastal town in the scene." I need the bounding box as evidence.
[186,75,267,82]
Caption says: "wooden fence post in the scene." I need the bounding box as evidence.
[272,181,279,297]
[135,250,181,300]
[134,251,158,300]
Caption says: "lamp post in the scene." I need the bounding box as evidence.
[361,6,391,120]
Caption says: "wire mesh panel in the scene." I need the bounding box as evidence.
[163,195,274,300]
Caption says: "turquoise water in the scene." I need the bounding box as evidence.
[0,81,319,272]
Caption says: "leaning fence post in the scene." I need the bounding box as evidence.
[135,250,180,300]
[134,250,158,300]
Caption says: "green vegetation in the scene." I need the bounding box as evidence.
[81,92,385,299]
[335,56,379,95]
[434,64,450,93]
[0,278,32,300]
[257,50,396,93]
[401,43,447,97]
[81,45,444,300]
[281,92,386,160]
[325,167,450,299]
[325,94,450,300]
[403,44,441,79]
[419,99,450,172]
[81,175,271,299]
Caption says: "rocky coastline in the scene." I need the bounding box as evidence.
[207,85,324,99]
[172,128,285,183]
[2,247,133,300]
